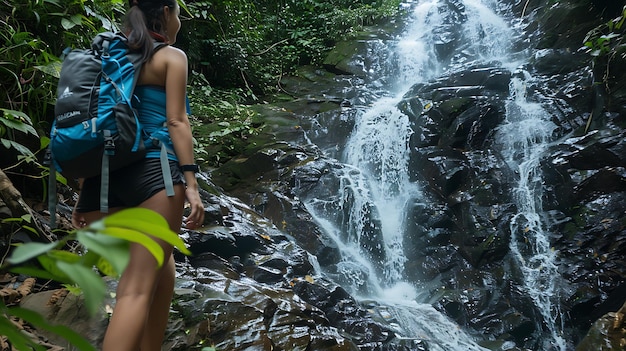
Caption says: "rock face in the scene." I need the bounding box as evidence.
[7,0,626,350]
[210,0,626,350]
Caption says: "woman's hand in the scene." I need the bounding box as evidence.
[184,185,204,229]
[72,206,87,228]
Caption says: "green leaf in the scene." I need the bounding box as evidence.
[70,14,83,25]
[0,109,36,136]
[100,208,191,255]
[85,224,165,266]
[76,231,130,275]
[96,257,119,276]
[40,135,50,148]
[7,241,58,265]
[9,266,61,282]
[35,61,62,79]
[0,313,46,351]
[21,225,39,236]
[0,138,36,157]
[62,284,83,296]
[8,305,97,351]
[47,249,82,263]
[37,255,72,282]
[55,261,106,317]
[61,18,76,30]
[80,250,100,268]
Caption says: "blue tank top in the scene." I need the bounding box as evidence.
[134,85,178,161]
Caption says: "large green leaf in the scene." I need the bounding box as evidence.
[55,261,105,317]
[8,305,96,351]
[98,208,191,255]
[76,231,130,275]
[7,241,58,265]
[86,224,165,266]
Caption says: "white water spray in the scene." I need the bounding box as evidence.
[498,72,566,351]
[301,0,558,349]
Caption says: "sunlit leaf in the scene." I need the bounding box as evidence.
[62,284,83,296]
[47,249,81,263]
[96,257,119,276]
[87,224,165,266]
[61,18,76,30]
[76,231,130,275]
[0,109,36,135]
[98,208,191,255]
[35,61,62,78]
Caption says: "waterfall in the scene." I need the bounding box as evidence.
[300,0,563,349]
[497,72,566,351]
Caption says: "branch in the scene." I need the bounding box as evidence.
[0,168,31,218]
[251,38,289,56]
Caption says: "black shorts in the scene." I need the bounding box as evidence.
[76,158,183,212]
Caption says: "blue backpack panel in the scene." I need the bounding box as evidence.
[47,32,168,222]
[51,32,147,179]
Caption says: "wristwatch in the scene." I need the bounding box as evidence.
[180,164,200,173]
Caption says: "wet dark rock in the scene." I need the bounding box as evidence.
[411,147,469,198]
[530,49,590,75]
[575,300,626,351]
[13,1,626,349]
[293,280,395,344]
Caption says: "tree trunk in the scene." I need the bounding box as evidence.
[0,168,31,218]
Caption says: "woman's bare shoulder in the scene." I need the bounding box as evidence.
[139,46,187,85]
[155,45,187,63]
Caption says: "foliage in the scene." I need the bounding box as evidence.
[188,71,264,166]
[582,5,626,58]
[0,0,405,170]
[0,108,39,160]
[0,300,97,351]
[0,208,189,350]
[581,5,626,131]
[0,0,407,348]
[0,0,127,183]
[179,0,404,95]
[0,0,123,128]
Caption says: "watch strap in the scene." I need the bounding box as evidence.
[180,164,199,173]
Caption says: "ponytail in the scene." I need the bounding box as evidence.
[123,0,175,62]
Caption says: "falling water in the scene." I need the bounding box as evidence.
[497,72,566,351]
[300,0,559,349]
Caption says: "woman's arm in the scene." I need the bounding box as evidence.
[163,46,204,229]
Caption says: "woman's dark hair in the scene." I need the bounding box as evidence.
[124,0,176,62]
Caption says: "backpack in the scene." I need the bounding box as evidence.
[46,32,169,226]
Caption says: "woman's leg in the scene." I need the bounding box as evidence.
[139,255,175,350]
[102,240,170,351]
[102,184,185,351]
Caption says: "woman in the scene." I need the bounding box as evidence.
[72,1,204,350]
